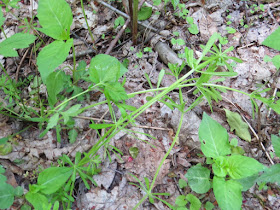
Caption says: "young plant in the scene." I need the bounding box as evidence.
[184,113,266,210]
[0,165,23,209]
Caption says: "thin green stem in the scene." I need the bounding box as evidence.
[0,26,7,38]
[149,112,184,192]
[202,83,251,97]
[71,43,77,84]
[80,0,96,49]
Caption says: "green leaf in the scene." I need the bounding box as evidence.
[227,155,265,179]
[46,113,60,130]
[37,39,73,84]
[0,7,5,28]
[272,55,280,69]
[0,142,12,155]
[68,128,78,144]
[37,167,73,194]
[212,156,228,177]
[0,33,36,57]
[89,122,115,129]
[0,182,15,209]
[235,174,259,191]
[46,71,67,106]
[230,138,238,147]
[262,26,280,51]
[224,109,251,142]
[89,54,127,84]
[37,0,72,40]
[204,201,214,210]
[114,16,125,27]
[61,104,82,124]
[175,195,188,206]
[199,113,231,158]
[188,24,199,35]
[138,7,152,20]
[186,194,201,210]
[0,137,9,145]
[104,82,128,102]
[178,179,188,188]
[271,134,280,158]
[25,192,49,210]
[14,186,23,197]
[0,165,5,174]
[257,164,280,185]
[185,164,211,194]
[129,147,139,159]
[213,176,242,210]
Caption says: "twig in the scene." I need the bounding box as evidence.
[222,96,274,165]
[15,48,30,82]
[106,18,130,55]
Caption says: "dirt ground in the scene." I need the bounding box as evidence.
[0,0,280,209]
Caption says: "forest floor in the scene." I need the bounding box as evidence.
[0,0,280,209]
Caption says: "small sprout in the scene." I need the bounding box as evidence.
[136,51,143,58]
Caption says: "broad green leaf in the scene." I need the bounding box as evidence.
[0,165,4,173]
[25,192,49,210]
[68,128,78,144]
[213,176,242,210]
[271,134,280,158]
[0,182,14,209]
[46,71,66,106]
[230,138,238,147]
[212,156,228,177]
[199,113,231,158]
[104,82,128,102]
[204,201,214,210]
[46,113,60,130]
[227,155,265,179]
[0,33,36,57]
[38,167,73,194]
[257,164,280,185]
[235,174,259,191]
[61,104,82,124]
[272,55,280,69]
[175,195,188,206]
[14,186,23,196]
[186,194,201,210]
[0,7,5,27]
[129,147,139,159]
[262,26,280,51]
[138,7,152,21]
[0,137,9,145]
[185,164,211,194]
[37,0,72,40]
[224,109,251,142]
[37,39,73,84]
[89,54,127,84]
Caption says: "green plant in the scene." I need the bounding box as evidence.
[186,17,199,35]
[114,16,125,28]
[184,113,265,210]
[0,165,23,209]
[25,151,101,209]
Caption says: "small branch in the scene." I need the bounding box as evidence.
[15,48,30,82]
[106,18,130,55]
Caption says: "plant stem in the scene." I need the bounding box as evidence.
[80,0,96,50]
[71,43,77,84]
[149,112,184,192]
[132,0,138,45]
